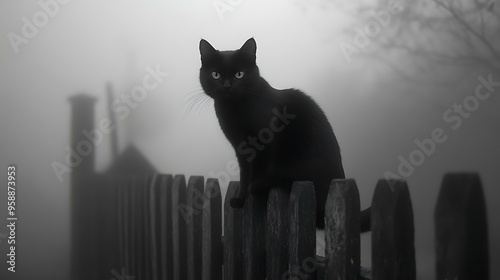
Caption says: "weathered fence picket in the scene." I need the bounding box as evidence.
[187,176,204,280]
[149,175,161,280]
[81,171,490,280]
[131,176,140,276]
[172,175,187,280]
[435,173,489,280]
[223,182,245,280]
[159,174,174,280]
[372,179,416,280]
[244,192,268,280]
[143,176,152,280]
[266,187,290,280]
[124,178,133,276]
[127,177,136,277]
[202,178,222,280]
[288,181,317,280]
[138,177,146,280]
[116,178,125,272]
[325,179,360,280]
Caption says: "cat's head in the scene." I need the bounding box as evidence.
[199,38,260,100]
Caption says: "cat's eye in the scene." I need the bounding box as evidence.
[212,72,221,79]
[235,72,244,79]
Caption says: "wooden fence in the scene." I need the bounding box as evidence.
[86,172,489,280]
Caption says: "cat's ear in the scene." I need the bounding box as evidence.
[200,39,217,59]
[239,38,257,56]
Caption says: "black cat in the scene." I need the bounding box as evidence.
[199,38,370,230]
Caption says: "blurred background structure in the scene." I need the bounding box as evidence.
[69,92,157,280]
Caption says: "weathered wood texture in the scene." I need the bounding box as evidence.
[325,179,360,280]
[133,176,143,278]
[244,193,268,280]
[266,187,290,280]
[289,181,317,280]
[159,174,174,280]
[148,175,161,280]
[88,172,490,280]
[202,178,222,280]
[224,181,245,280]
[143,176,152,280]
[172,175,187,280]
[186,176,204,280]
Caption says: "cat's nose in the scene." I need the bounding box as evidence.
[223,79,231,91]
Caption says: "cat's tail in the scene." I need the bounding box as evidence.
[230,197,245,208]
[360,207,371,233]
[316,207,371,232]
[230,183,248,208]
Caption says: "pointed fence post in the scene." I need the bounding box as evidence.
[224,182,245,280]
[172,175,188,280]
[266,187,290,280]
[134,176,145,278]
[202,178,222,280]
[116,177,126,272]
[159,174,173,280]
[128,177,137,276]
[289,181,317,280]
[435,173,489,280]
[371,179,415,280]
[325,179,360,280]
[186,176,204,280]
[143,176,152,280]
[243,193,268,280]
[149,174,169,280]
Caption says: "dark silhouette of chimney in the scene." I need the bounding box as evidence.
[68,93,98,280]
[68,94,97,176]
[106,83,119,162]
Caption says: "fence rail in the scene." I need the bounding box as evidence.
[77,172,489,280]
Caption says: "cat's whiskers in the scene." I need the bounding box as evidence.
[200,95,214,114]
[182,92,205,118]
[183,92,204,106]
[182,89,205,103]
[182,89,215,119]
[200,97,214,117]
[194,94,209,117]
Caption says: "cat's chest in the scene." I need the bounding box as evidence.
[216,106,251,132]
[214,102,270,141]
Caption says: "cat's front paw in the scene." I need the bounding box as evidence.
[230,197,245,208]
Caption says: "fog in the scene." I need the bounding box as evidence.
[0,0,499,279]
